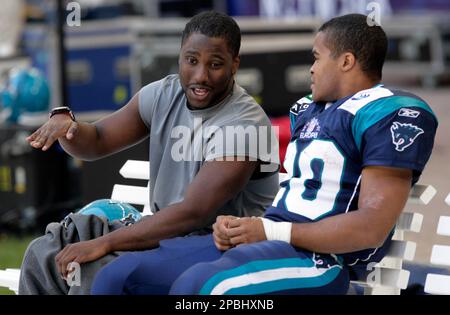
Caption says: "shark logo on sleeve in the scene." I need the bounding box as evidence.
[390,122,424,152]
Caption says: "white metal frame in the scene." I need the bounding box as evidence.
[424,193,450,295]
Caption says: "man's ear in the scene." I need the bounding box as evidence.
[232,55,241,75]
[341,52,356,73]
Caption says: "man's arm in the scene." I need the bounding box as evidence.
[224,166,412,254]
[289,166,412,253]
[27,93,149,161]
[104,160,259,250]
[56,159,259,278]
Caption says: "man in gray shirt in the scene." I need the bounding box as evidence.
[22,11,279,294]
[140,74,278,224]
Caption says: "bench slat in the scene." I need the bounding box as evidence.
[119,160,150,180]
[385,240,416,261]
[396,212,423,232]
[377,268,410,290]
[111,184,149,207]
[5,269,20,276]
[437,216,450,236]
[142,205,153,216]
[430,245,450,267]
[406,184,436,205]
[425,274,450,295]
[352,268,410,290]
[0,270,20,293]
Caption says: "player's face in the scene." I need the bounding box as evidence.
[310,32,341,102]
[179,33,240,109]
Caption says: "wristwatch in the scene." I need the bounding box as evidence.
[49,106,76,121]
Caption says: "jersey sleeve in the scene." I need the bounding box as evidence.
[360,106,438,183]
[289,94,313,133]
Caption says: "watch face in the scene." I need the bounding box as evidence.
[53,106,70,112]
[50,107,75,121]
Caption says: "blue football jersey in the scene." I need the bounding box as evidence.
[265,84,438,266]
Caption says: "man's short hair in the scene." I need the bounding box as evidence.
[319,14,388,80]
[181,11,241,57]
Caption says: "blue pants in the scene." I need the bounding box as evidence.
[91,235,349,295]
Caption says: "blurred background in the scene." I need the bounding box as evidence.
[0,0,449,294]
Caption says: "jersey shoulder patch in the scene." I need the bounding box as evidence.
[290,95,313,117]
[338,86,394,115]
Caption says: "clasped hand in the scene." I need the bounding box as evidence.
[212,215,266,251]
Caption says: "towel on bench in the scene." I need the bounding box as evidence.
[19,213,125,295]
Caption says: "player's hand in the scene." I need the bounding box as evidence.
[26,114,78,151]
[55,239,109,281]
[226,217,266,247]
[212,215,239,251]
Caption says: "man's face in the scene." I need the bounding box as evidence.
[179,32,240,109]
[310,32,341,102]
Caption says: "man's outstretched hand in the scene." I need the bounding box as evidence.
[27,114,78,151]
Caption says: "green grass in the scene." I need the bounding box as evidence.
[0,234,35,295]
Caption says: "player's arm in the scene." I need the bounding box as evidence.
[55,159,259,277]
[289,166,412,253]
[27,93,149,161]
[226,166,412,253]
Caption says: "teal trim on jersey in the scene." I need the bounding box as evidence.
[352,96,436,152]
[290,94,313,132]
[289,112,297,133]
[224,265,341,295]
[199,258,314,295]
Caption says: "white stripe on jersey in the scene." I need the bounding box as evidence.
[345,175,362,214]
[209,265,342,295]
[338,86,393,115]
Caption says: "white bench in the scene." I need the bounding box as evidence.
[0,160,437,295]
[111,160,153,216]
[349,184,435,295]
[424,193,450,295]
[0,269,20,295]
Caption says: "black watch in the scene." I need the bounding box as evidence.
[49,106,76,121]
